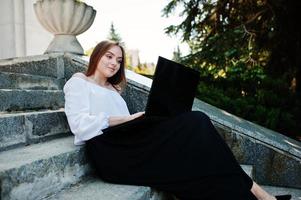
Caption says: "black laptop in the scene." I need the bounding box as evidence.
[104,56,200,132]
[145,56,200,117]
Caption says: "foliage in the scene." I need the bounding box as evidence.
[84,46,94,56]
[134,63,155,75]
[163,0,301,140]
[172,46,182,62]
[107,22,124,46]
[196,75,299,138]
[86,23,136,69]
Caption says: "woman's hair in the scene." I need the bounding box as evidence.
[86,40,126,91]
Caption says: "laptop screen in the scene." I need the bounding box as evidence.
[145,56,200,117]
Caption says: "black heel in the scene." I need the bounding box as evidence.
[275,194,292,200]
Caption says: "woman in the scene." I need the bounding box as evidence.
[63,40,291,200]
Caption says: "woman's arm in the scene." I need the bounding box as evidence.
[64,77,111,142]
[108,112,145,127]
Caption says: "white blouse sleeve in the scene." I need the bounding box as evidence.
[63,77,109,144]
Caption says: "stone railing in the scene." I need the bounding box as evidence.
[125,69,301,189]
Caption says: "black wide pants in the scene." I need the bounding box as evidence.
[86,111,257,200]
[86,57,257,199]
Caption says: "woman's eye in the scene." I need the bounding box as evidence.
[106,55,112,59]
[117,60,122,64]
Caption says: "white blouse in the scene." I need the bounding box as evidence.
[63,76,130,145]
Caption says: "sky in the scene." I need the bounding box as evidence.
[77,0,189,64]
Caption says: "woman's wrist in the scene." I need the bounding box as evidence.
[127,115,134,122]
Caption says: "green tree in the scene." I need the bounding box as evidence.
[162,0,301,140]
[172,46,182,62]
[107,22,124,45]
[163,0,300,93]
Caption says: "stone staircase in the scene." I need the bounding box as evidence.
[0,56,166,200]
[0,54,300,200]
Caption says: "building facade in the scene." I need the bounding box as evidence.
[0,0,52,59]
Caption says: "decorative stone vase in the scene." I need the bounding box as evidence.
[33,0,96,55]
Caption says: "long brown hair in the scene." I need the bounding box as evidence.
[86,40,126,91]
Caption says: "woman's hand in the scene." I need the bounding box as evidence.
[129,111,145,121]
[108,111,145,127]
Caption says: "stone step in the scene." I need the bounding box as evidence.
[241,164,254,179]
[47,179,301,200]
[0,136,90,200]
[0,109,70,152]
[0,72,65,90]
[0,89,64,112]
[45,165,254,200]
[44,177,166,200]
[262,185,301,200]
[0,54,64,78]
[0,132,256,200]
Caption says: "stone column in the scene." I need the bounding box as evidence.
[0,0,52,59]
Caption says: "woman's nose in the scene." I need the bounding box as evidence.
[111,59,117,66]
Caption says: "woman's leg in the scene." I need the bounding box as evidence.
[251,181,276,200]
[189,111,277,200]
[86,111,278,199]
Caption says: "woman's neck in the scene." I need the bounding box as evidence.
[88,73,109,87]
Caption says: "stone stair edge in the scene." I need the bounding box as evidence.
[0,136,90,200]
[0,137,78,171]
[0,53,88,80]
[0,135,254,177]
[45,176,301,200]
[0,88,63,92]
[0,53,68,78]
[0,71,62,79]
[0,89,64,112]
[0,71,65,90]
[0,108,70,152]
[0,53,65,66]
[47,172,301,200]
[44,177,157,200]
[45,165,254,200]
[0,108,65,117]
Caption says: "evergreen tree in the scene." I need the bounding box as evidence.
[107,22,123,44]
[172,46,182,62]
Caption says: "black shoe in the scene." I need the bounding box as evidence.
[275,195,292,200]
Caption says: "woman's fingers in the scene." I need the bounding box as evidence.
[131,111,145,119]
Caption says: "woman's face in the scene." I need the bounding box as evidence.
[96,45,123,79]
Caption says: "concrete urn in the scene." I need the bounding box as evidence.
[33,0,96,55]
